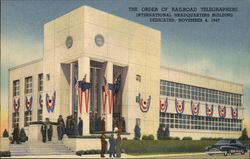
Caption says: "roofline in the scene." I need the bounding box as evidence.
[160,66,243,87]
[44,5,160,33]
[8,58,43,71]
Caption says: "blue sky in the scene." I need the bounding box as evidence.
[1,0,249,133]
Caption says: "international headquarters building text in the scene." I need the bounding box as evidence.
[9,6,243,140]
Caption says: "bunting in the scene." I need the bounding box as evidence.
[191,100,200,116]
[175,98,185,114]
[159,98,168,113]
[206,104,214,117]
[138,93,151,113]
[46,91,56,113]
[218,105,226,118]
[13,98,20,112]
[231,107,238,119]
[25,96,33,111]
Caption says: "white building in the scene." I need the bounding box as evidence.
[8,6,243,140]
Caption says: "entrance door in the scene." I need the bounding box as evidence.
[90,61,104,132]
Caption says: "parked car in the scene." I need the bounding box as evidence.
[205,138,248,156]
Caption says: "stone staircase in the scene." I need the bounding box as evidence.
[9,140,75,156]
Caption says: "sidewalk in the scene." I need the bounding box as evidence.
[2,152,206,158]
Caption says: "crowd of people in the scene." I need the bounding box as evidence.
[10,114,124,157]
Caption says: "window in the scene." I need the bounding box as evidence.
[136,74,141,82]
[13,80,20,96]
[38,74,43,91]
[12,112,19,128]
[25,76,32,94]
[159,112,242,132]
[160,80,242,106]
[24,111,32,126]
[37,110,42,121]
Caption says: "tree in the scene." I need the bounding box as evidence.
[134,124,141,140]
[163,127,170,139]
[157,124,164,140]
[239,128,248,140]
[20,128,28,142]
[2,129,9,137]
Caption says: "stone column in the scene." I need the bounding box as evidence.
[78,56,90,135]
[19,78,25,128]
[32,74,38,122]
[105,61,113,132]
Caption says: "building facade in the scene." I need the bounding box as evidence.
[8,6,243,140]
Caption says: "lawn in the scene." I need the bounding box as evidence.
[121,140,249,154]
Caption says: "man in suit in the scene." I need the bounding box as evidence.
[41,123,47,143]
[11,123,20,144]
[78,117,83,136]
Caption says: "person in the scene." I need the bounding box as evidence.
[78,117,83,136]
[47,122,53,141]
[109,134,116,158]
[97,116,101,131]
[100,133,106,157]
[41,123,47,143]
[66,116,71,135]
[11,123,20,144]
[57,115,65,140]
[122,117,126,132]
[101,117,106,132]
[69,115,75,135]
[116,133,121,157]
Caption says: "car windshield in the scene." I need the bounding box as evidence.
[215,140,230,145]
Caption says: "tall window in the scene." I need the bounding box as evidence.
[12,112,19,128]
[13,80,20,96]
[25,111,32,126]
[25,76,32,94]
[38,74,43,91]
[38,74,43,121]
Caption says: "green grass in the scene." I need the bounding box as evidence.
[121,140,249,154]
[127,152,202,156]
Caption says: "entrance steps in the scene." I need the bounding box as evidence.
[9,139,75,156]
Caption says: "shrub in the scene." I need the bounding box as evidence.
[148,135,154,140]
[122,137,128,140]
[120,140,217,153]
[0,151,11,157]
[76,149,101,155]
[142,134,154,140]
[239,128,249,140]
[174,137,180,140]
[19,128,27,142]
[157,125,164,140]
[182,137,192,140]
[134,124,141,140]
[201,137,222,140]
[2,129,9,137]
[164,127,170,139]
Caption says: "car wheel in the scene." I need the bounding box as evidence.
[241,150,245,155]
[224,151,228,156]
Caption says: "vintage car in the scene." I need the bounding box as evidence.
[205,138,248,156]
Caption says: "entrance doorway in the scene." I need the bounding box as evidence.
[90,61,105,132]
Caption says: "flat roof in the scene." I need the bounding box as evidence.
[44,5,160,33]
[160,66,243,87]
[8,58,43,71]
